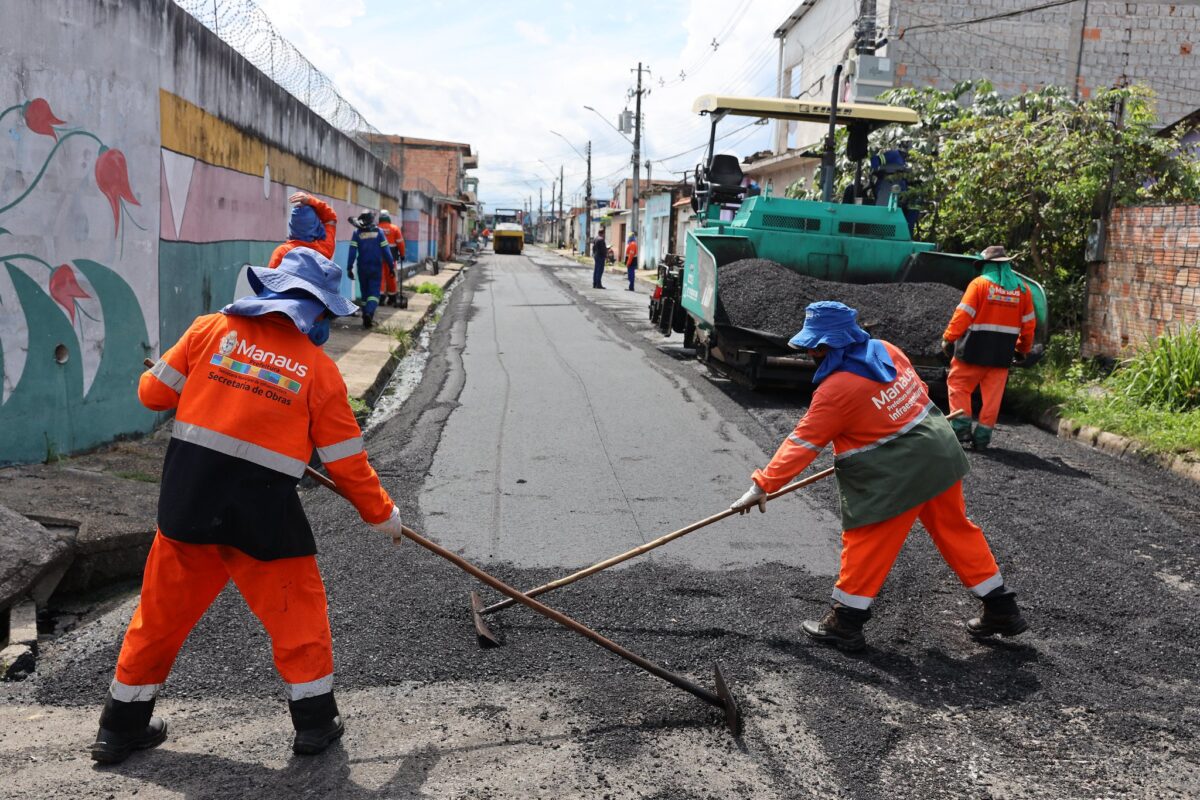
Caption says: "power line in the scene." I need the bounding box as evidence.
[900,0,1083,36]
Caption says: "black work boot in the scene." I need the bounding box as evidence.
[289,692,344,755]
[967,585,1029,638]
[91,693,168,764]
[802,603,871,652]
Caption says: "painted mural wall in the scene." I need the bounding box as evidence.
[1,1,402,465]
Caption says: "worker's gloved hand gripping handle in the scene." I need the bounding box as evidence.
[371,507,405,543]
[731,484,767,515]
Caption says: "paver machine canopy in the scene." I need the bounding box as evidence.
[670,91,1048,387]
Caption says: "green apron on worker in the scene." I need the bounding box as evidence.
[833,410,970,530]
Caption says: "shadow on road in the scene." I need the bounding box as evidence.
[104,741,441,799]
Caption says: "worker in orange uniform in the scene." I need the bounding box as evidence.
[731,301,1028,652]
[377,209,407,308]
[624,234,639,291]
[90,249,405,765]
[941,246,1037,450]
[268,191,337,268]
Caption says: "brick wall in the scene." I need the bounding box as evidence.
[1084,204,1200,358]
[891,0,1200,125]
[402,146,461,195]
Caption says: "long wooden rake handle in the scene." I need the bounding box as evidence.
[479,407,966,617]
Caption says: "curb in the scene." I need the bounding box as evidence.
[359,261,469,411]
[1032,408,1200,486]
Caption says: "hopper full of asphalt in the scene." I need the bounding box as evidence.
[715,258,963,357]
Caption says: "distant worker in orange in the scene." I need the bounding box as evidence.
[268,191,337,268]
[90,249,405,765]
[731,301,1028,652]
[624,233,638,292]
[377,209,407,308]
[941,246,1037,450]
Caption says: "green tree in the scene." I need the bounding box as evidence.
[792,82,1200,330]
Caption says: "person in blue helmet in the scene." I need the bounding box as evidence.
[345,210,395,329]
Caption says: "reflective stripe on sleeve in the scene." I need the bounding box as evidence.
[173,421,306,477]
[110,678,160,703]
[1021,311,1037,323]
[956,303,977,317]
[316,436,364,463]
[787,433,823,452]
[835,401,934,461]
[832,588,874,610]
[149,359,186,393]
[349,241,358,248]
[969,572,1004,597]
[286,673,333,701]
[968,323,1022,335]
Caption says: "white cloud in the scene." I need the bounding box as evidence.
[250,0,799,209]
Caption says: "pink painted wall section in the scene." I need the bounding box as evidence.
[160,151,364,245]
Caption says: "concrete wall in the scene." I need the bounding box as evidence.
[890,0,1200,125]
[773,0,1200,151]
[1,0,401,465]
[1084,204,1200,358]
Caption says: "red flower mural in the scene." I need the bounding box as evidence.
[24,98,66,140]
[49,264,91,322]
[94,146,140,237]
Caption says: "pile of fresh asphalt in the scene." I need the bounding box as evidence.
[715,258,963,357]
[26,259,1200,799]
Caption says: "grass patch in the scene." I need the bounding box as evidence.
[376,324,413,357]
[412,283,445,303]
[348,395,369,417]
[114,470,159,483]
[1006,331,1200,455]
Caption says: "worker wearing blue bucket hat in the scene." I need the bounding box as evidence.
[731,301,1027,651]
[92,247,403,765]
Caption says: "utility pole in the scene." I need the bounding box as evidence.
[855,0,877,54]
[558,164,565,248]
[550,180,556,245]
[585,140,593,247]
[539,186,543,242]
[631,62,647,266]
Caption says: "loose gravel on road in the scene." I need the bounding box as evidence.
[7,250,1199,800]
[716,258,963,357]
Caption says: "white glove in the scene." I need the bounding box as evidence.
[731,483,768,515]
[288,191,313,206]
[371,507,405,542]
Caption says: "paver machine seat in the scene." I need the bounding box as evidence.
[706,155,745,205]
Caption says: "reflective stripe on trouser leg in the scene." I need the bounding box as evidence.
[115,532,231,688]
[109,678,161,702]
[833,504,925,609]
[976,366,1009,428]
[946,359,982,421]
[358,267,382,316]
[220,549,335,695]
[915,481,1002,593]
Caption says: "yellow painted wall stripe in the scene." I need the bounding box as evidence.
[159,89,396,209]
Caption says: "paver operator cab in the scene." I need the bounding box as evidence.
[491,208,525,255]
[651,92,1049,389]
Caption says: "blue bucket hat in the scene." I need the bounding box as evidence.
[288,204,325,242]
[788,301,870,350]
[223,248,357,333]
[788,301,896,384]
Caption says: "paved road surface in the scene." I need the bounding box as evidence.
[2,247,1197,799]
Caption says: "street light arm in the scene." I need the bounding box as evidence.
[549,130,588,163]
[583,105,633,144]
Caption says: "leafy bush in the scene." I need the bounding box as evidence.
[1109,325,1200,411]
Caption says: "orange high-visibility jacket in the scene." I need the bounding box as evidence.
[379,220,406,261]
[624,240,638,266]
[752,342,968,529]
[943,275,1036,367]
[141,312,393,560]
[268,197,338,268]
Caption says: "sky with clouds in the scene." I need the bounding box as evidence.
[251,0,802,212]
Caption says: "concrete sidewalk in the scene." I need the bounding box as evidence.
[324,262,466,403]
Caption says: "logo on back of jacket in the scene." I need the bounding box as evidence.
[986,285,1022,305]
[207,328,309,404]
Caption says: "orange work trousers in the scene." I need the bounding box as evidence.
[832,481,1002,609]
[111,531,334,702]
[381,261,398,296]
[947,359,1010,428]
